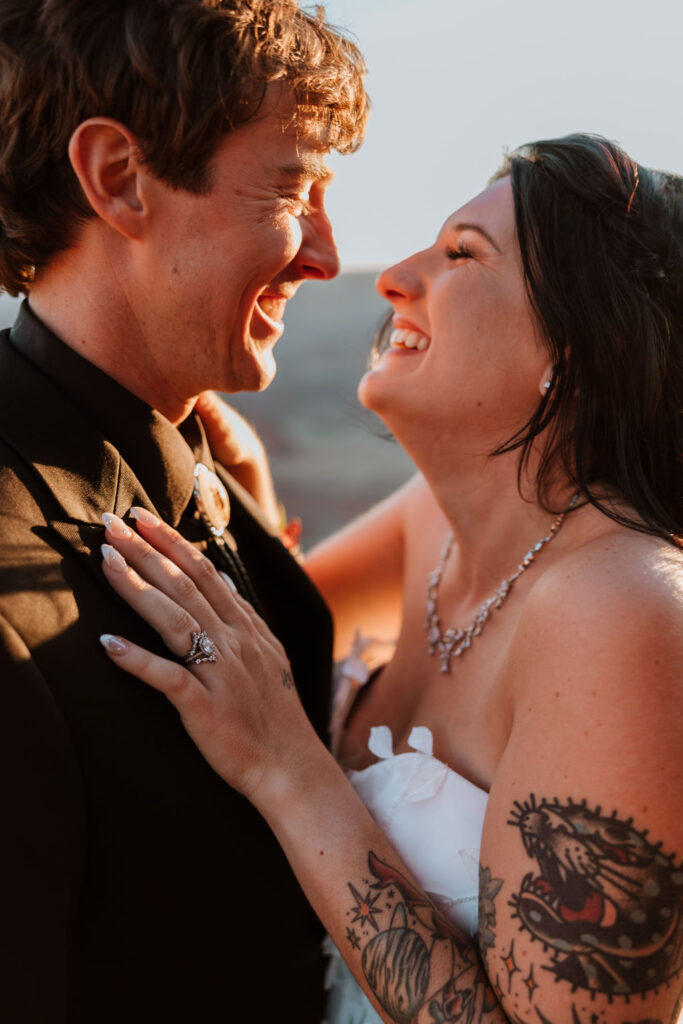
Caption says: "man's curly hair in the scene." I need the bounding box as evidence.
[0,0,369,295]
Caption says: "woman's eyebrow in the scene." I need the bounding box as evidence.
[451,222,502,253]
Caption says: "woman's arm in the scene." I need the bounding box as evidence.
[98,512,506,1023]
[98,516,683,1024]
[477,545,683,1024]
[195,391,280,529]
[305,472,439,658]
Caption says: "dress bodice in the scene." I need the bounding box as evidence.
[324,725,488,1024]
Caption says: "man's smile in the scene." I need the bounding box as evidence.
[256,292,290,328]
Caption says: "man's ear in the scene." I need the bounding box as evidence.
[68,118,147,240]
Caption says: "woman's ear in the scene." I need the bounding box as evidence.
[68,118,146,240]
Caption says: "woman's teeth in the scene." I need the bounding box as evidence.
[390,328,430,351]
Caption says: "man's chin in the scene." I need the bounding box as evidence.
[231,349,277,393]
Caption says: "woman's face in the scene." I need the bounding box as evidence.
[359,177,550,458]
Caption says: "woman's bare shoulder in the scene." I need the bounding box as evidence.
[500,526,682,856]
[510,525,683,704]
[530,524,682,621]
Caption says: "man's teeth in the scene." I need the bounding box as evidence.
[258,297,285,322]
[390,328,430,351]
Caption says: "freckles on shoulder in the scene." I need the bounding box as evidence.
[499,540,683,761]
[519,531,682,655]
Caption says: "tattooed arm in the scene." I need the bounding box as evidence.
[248,745,510,1024]
[98,516,683,1024]
[264,563,683,1024]
[98,513,508,1022]
[472,545,683,1024]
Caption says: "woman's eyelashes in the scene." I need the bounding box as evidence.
[445,243,474,262]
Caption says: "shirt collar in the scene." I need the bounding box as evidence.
[9,300,214,526]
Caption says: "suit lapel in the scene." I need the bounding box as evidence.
[0,335,161,584]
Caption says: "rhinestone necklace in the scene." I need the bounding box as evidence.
[425,496,579,674]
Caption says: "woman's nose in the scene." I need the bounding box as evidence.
[376,255,422,302]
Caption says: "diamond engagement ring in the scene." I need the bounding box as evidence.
[183,630,217,665]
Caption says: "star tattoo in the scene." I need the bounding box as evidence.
[346,926,361,949]
[347,883,382,932]
[522,965,539,1001]
[502,939,521,991]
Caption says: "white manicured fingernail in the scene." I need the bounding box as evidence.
[219,571,238,593]
[100,634,129,655]
[130,507,160,527]
[101,544,128,572]
[102,512,133,539]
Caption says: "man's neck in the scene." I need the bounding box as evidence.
[29,268,196,426]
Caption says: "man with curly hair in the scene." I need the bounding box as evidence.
[0,1,368,1019]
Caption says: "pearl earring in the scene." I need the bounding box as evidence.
[543,380,552,391]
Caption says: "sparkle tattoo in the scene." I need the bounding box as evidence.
[348,883,382,932]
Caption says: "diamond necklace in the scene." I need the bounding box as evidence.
[424,495,579,674]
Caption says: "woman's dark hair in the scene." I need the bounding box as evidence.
[489,134,682,544]
[372,134,681,544]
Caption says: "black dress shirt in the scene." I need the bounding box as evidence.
[0,302,333,1022]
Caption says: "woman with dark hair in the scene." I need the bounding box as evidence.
[97,134,682,1024]
[491,135,681,541]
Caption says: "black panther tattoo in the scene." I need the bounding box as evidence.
[508,796,683,998]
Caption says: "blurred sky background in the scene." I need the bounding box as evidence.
[320,0,683,268]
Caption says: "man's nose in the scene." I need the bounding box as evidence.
[294,211,340,281]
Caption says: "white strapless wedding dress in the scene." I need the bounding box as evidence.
[324,725,489,1024]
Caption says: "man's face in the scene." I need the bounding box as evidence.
[135,102,338,409]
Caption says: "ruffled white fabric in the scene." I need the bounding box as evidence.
[329,632,396,758]
[324,726,488,1024]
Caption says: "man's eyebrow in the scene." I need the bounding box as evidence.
[451,222,501,253]
[276,160,334,183]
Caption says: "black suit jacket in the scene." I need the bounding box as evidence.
[0,305,333,1022]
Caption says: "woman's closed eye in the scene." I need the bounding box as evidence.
[445,244,474,262]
